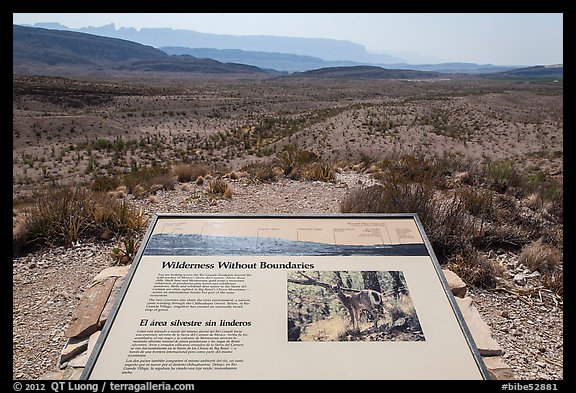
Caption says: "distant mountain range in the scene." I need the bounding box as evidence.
[478,64,564,80]
[26,22,521,74]
[30,22,404,64]
[13,25,270,76]
[13,24,563,81]
[161,47,360,73]
[291,65,443,79]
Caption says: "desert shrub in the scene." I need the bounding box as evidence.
[110,234,141,265]
[13,210,28,254]
[484,159,522,193]
[445,252,502,289]
[472,222,531,251]
[171,163,209,183]
[91,175,121,192]
[518,239,562,274]
[122,166,169,193]
[457,187,495,221]
[25,187,92,247]
[275,144,321,179]
[341,184,476,260]
[341,184,434,219]
[94,138,111,150]
[524,174,563,222]
[208,179,233,199]
[302,162,335,182]
[147,174,176,191]
[22,186,146,251]
[541,270,563,297]
[241,162,280,183]
[372,151,470,188]
[101,199,146,233]
[223,184,234,199]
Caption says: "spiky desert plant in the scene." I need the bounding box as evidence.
[208,179,233,199]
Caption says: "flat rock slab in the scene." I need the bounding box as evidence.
[59,336,89,364]
[66,277,117,339]
[442,269,467,297]
[98,276,125,328]
[483,356,515,380]
[93,265,131,282]
[87,330,101,357]
[455,296,504,356]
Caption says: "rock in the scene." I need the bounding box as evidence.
[68,351,88,368]
[65,368,84,380]
[99,276,125,328]
[483,356,515,380]
[65,277,117,339]
[87,331,101,357]
[39,370,64,380]
[513,273,527,286]
[442,269,467,297]
[59,337,89,364]
[92,265,130,282]
[455,297,504,356]
[99,229,114,241]
[500,311,510,319]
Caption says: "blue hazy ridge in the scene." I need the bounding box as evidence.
[143,233,428,256]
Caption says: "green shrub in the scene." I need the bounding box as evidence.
[110,234,141,265]
[484,159,521,193]
[94,138,111,150]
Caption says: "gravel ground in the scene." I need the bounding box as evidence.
[12,172,563,380]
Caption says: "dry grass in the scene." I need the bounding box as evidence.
[301,162,335,182]
[207,179,233,199]
[518,239,562,274]
[341,182,477,260]
[16,186,147,253]
[241,162,281,183]
[445,252,504,289]
[339,150,565,290]
[170,163,209,183]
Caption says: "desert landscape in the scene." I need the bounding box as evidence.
[13,74,563,200]
[13,73,563,380]
[12,22,563,382]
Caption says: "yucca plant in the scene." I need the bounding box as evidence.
[110,234,141,265]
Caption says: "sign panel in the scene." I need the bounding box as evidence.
[82,214,489,380]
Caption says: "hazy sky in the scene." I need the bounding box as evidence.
[12,13,563,65]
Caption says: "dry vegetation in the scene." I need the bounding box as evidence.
[13,74,563,295]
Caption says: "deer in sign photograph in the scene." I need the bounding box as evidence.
[332,276,384,332]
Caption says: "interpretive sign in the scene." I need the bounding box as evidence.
[82,213,489,380]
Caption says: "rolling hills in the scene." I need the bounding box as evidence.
[13,25,270,76]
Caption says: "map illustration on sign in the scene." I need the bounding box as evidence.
[82,214,489,380]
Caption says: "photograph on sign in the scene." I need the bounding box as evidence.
[287,270,424,342]
[82,214,488,380]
